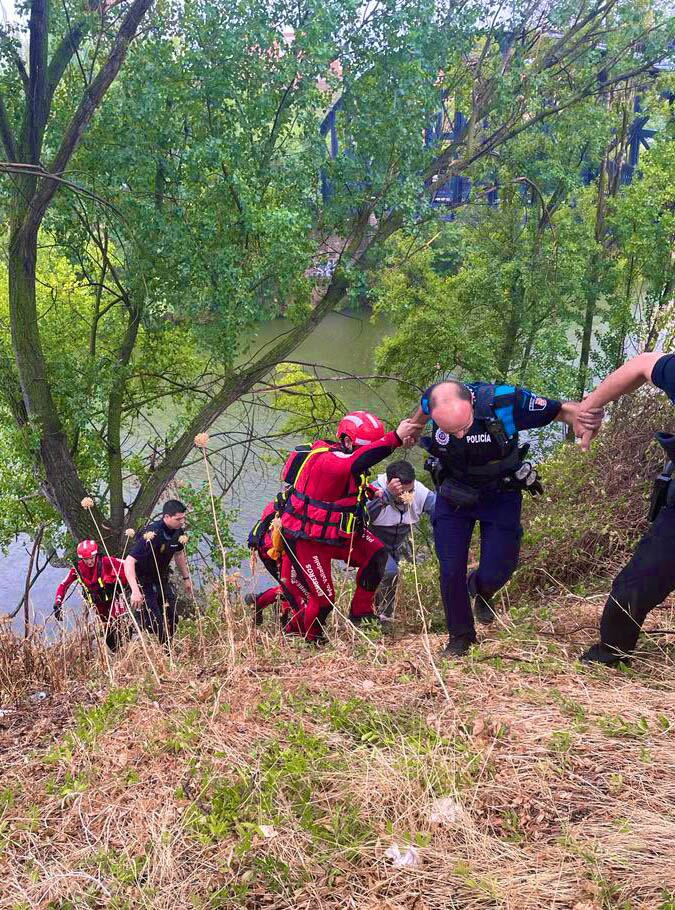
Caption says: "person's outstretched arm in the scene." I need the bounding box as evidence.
[54,567,77,619]
[577,352,666,450]
[124,555,144,608]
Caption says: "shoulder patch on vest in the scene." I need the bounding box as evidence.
[528,396,547,411]
[435,428,450,445]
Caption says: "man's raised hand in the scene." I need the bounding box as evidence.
[396,417,420,448]
[573,405,605,451]
[387,478,405,498]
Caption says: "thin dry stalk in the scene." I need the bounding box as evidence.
[195,439,235,661]
[80,499,161,685]
[406,497,451,704]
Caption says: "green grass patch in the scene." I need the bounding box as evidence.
[45,686,138,764]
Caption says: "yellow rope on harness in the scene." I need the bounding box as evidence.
[266,516,285,561]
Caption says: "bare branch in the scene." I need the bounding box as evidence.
[46,18,89,109]
[26,0,155,231]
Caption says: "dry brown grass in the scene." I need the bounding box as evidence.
[514,391,674,596]
[0,582,673,910]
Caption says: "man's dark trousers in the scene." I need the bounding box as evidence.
[137,578,178,644]
[600,502,675,654]
[433,489,522,637]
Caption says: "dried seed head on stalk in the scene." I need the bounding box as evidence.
[178,534,189,545]
[143,531,156,542]
[81,496,94,510]
[194,433,210,449]
[125,528,136,538]
[399,491,414,505]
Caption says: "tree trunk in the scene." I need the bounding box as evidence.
[108,304,141,537]
[518,325,537,381]
[8,220,103,541]
[496,275,523,380]
[126,270,351,528]
[576,267,597,400]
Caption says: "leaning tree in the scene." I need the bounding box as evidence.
[0,0,672,549]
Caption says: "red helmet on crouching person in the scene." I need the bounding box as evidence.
[77,539,99,559]
[336,411,385,447]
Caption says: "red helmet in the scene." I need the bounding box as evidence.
[77,539,98,559]
[336,411,386,447]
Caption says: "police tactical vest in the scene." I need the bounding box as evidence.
[429,382,521,486]
[135,520,183,580]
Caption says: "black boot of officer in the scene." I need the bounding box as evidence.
[468,570,496,625]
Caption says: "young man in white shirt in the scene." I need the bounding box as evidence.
[366,460,436,621]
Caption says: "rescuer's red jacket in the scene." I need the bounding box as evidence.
[282,431,402,543]
[55,555,127,606]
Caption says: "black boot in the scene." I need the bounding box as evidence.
[441,633,477,658]
[468,571,495,625]
[580,642,631,667]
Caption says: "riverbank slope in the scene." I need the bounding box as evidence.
[1,583,674,910]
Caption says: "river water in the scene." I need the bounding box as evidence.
[2,311,397,628]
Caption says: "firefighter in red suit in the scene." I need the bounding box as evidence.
[247,499,309,626]
[280,411,417,641]
[53,540,129,650]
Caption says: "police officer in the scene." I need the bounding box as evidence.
[125,499,192,643]
[576,352,675,665]
[412,380,600,656]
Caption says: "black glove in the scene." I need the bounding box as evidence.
[513,462,543,497]
[528,476,544,496]
[53,602,63,621]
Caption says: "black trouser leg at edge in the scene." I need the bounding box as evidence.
[598,504,675,656]
[137,581,178,645]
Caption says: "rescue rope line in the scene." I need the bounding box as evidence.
[329,471,375,641]
[197,442,236,661]
[73,567,114,684]
[149,544,174,669]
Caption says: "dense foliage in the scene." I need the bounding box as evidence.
[373,100,675,403]
[0,0,672,558]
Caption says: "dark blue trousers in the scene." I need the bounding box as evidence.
[433,489,523,637]
[136,578,177,644]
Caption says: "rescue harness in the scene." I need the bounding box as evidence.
[281,441,372,543]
